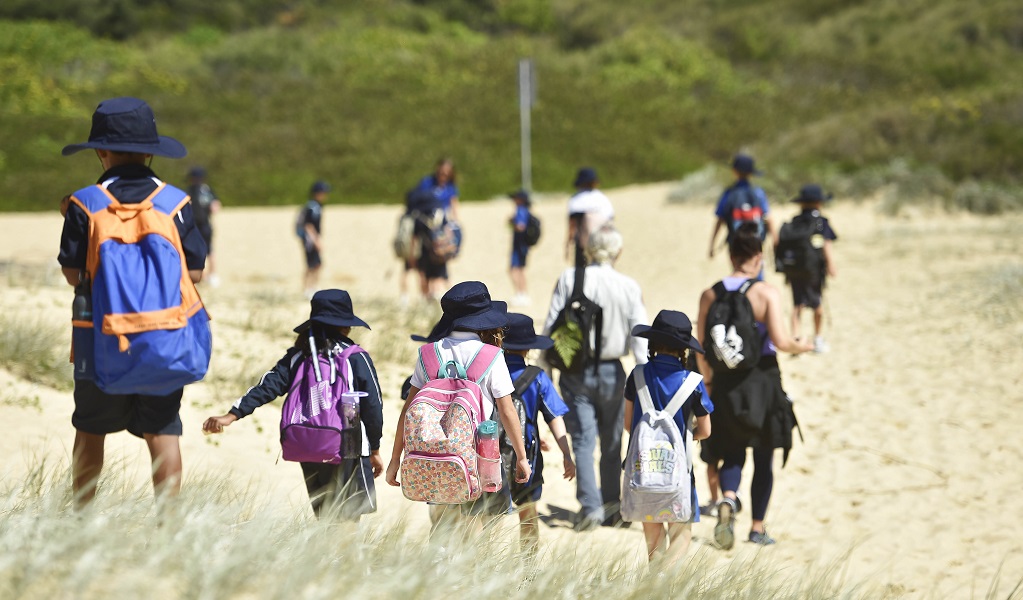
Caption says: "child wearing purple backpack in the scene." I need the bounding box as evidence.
[203,290,383,521]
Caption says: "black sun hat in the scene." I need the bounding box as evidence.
[502,313,553,351]
[631,310,704,354]
[293,289,370,333]
[790,183,833,204]
[411,297,508,343]
[62,97,187,159]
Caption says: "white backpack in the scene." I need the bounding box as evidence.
[621,367,703,523]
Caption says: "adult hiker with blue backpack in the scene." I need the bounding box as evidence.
[696,223,812,548]
[708,154,777,263]
[203,290,383,521]
[385,281,531,536]
[543,226,648,531]
[57,97,211,508]
[621,310,712,567]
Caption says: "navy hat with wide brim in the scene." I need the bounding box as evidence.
[503,313,553,351]
[791,183,833,204]
[731,153,762,176]
[294,289,370,333]
[631,310,704,354]
[574,167,598,188]
[62,97,187,159]
[411,300,508,343]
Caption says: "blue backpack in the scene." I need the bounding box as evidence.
[69,181,212,396]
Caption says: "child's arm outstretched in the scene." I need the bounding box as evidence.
[547,416,575,481]
[203,349,298,435]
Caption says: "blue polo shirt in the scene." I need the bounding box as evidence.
[416,175,459,213]
[715,180,771,240]
[512,205,530,250]
[505,353,569,449]
[58,164,207,271]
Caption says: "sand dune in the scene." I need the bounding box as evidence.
[1,183,1021,596]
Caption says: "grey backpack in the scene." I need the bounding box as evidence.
[621,367,703,523]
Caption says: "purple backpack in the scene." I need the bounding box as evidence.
[280,339,365,464]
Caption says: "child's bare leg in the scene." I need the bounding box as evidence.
[706,461,720,503]
[73,431,105,509]
[642,522,668,561]
[813,305,824,337]
[791,305,802,339]
[144,433,182,499]
[519,504,540,556]
[662,522,693,568]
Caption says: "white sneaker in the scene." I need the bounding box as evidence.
[207,274,221,288]
[511,294,531,307]
[814,337,829,353]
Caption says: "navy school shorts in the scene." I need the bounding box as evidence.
[72,379,183,438]
[790,276,824,309]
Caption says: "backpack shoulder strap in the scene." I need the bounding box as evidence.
[663,372,704,418]
[69,185,115,216]
[738,279,757,295]
[513,366,543,397]
[419,343,442,380]
[465,343,502,382]
[150,183,190,216]
[634,366,655,415]
[712,281,727,300]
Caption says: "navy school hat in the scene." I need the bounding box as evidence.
[502,313,553,351]
[62,97,187,159]
[573,167,598,188]
[509,189,531,206]
[731,153,762,176]
[631,310,704,354]
[294,289,370,333]
[791,183,833,204]
[310,180,331,195]
[411,299,508,343]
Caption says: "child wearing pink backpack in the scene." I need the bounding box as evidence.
[204,290,383,521]
[385,281,531,531]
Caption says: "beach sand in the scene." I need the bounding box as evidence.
[1,183,1021,596]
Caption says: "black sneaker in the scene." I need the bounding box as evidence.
[748,530,776,546]
[714,498,737,550]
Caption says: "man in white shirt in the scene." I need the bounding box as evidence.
[543,227,648,530]
[566,167,614,262]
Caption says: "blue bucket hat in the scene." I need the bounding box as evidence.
[509,189,531,206]
[502,313,553,351]
[791,183,833,204]
[731,153,762,176]
[411,300,507,342]
[293,289,370,333]
[62,97,186,159]
[631,310,704,354]
[310,180,331,195]
[573,167,598,188]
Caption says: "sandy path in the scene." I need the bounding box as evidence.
[1,184,1020,596]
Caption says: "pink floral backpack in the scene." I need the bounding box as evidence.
[400,342,502,504]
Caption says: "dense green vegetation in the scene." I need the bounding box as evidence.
[1,0,1021,211]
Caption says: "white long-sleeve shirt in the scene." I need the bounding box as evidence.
[543,263,648,365]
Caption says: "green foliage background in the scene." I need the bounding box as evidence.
[1,0,1021,210]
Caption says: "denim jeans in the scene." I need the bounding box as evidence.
[559,360,627,521]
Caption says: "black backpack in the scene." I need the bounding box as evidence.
[775,214,824,279]
[545,255,603,375]
[704,280,761,372]
[496,366,543,497]
[524,213,542,247]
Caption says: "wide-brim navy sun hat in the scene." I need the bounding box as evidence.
[62,97,187,159]
[503,313,554,351]
[631,310,704,354]
[731,153,762,176]
[413,299,507,342]
[574,167,598,188]
[791,183,833,204]
[294,289,371,332]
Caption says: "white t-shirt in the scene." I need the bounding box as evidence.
[410,331,514,418]
[567,189,615,234]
